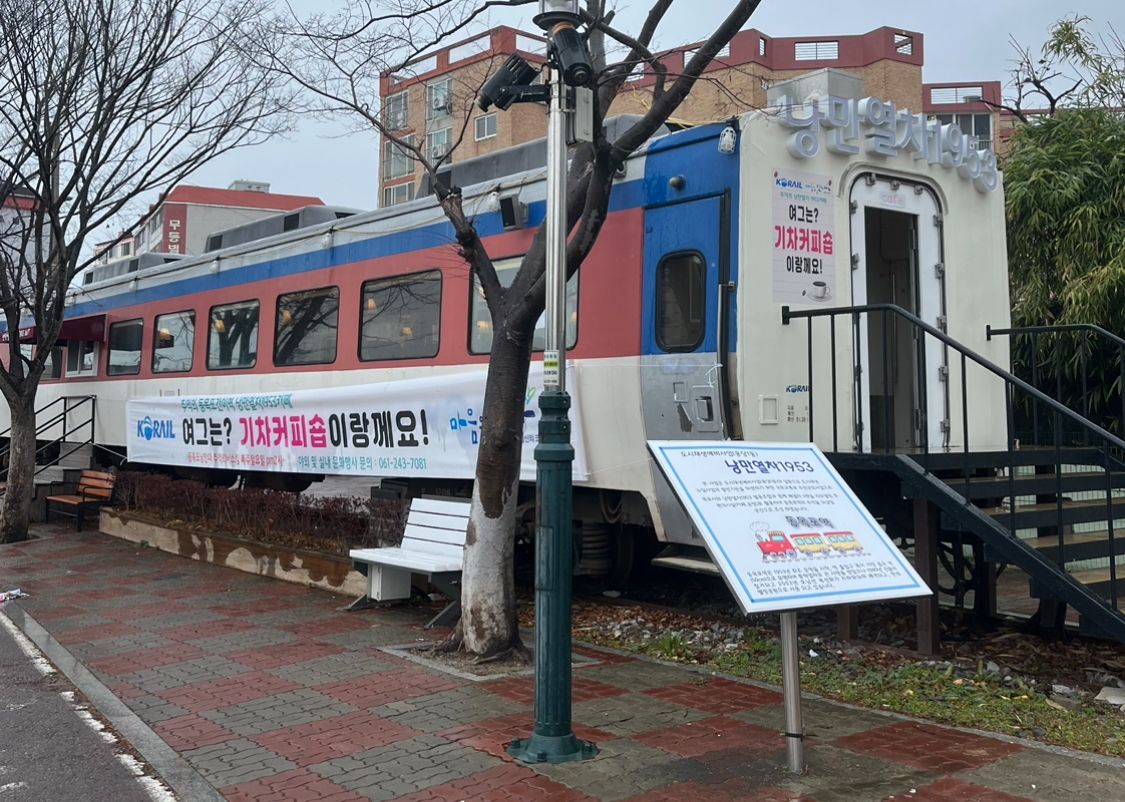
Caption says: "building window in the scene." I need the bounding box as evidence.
[794,41,839,61]
[208,300,259,370]
[759,37,767,57]
[382,135,415,180]
[427,78,453,120]
[359,271,442,361]
[275,286,339,366]
[470,258,577,354]
[383,183,416,207]
[153,311,195,373]
[929,86,984,105]
[426,127,453,163]
[107,319,144,376]
[65,339,98,378]
[685,43,730,63]
[894,34,914,56]
[383,90,409,131]
[475,113,497,141]
[655,251,705,352]
[934,113,993,151]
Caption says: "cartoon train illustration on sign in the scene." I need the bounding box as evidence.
[754,525,865,561]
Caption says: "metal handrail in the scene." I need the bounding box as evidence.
[988,323,1125,349]
[783,304,1125,452]
[0,395,96,482]
[987,323,1125,439]
[0,396,96,465]
[783,303,1122,610]
[0,395,72,441]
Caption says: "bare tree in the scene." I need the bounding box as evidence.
[0,0,291,543]
[994,15,1124,123]
[277,0,762,658]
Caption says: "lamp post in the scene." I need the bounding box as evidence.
[508,0,596,766]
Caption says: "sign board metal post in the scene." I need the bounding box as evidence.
[779,610,804,774]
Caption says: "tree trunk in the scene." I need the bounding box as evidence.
[0,394,38,544]
[459,321,534,656]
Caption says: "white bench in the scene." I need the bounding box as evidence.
[349,497,471,627]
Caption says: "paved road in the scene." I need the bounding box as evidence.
[0,611,164,802]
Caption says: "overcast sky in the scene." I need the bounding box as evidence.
[185,0,1121,211]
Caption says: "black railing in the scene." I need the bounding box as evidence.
[987,323,1125,440]
[782,304,1124,612]
[0,395,96,482]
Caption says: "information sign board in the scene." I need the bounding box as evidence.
[647,440,930,614]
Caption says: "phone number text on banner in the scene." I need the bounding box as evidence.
[125,366,588,481]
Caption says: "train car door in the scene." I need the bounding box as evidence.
[849,176,947,452]
[641,195,733,545]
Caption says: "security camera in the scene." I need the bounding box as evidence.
[478,54,540,111]
[549,25,593,87]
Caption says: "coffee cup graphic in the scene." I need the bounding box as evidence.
[804,280,831,300]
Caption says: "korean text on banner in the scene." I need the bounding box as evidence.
[772,169,836,305]
[647,440,929,614]
[126,365,588,481]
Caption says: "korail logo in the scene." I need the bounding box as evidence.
[137,416,176,441]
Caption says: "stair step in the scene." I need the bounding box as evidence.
[979,497,1125,529]
[946,470,1125,500]
[913,448,1113,472]
[1027,531,1125,563]
[1056,566,1125,600]
[55,442,93,469]
[650,552,721,576]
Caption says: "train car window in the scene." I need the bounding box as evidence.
[655,251,705,351]
[43,346,63,379]
[359,271,441,361]
[66,339,98,377]
[275,286,339,366]
[107,319,144,375]
[208,300,259,370]
[152,310,196,373]
[469,258,577,354]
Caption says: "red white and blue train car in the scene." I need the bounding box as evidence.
[3,97,1013,564]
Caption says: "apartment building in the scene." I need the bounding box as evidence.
[378,24,1003,206]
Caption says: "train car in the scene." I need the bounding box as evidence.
[790,533,830,557]
[825,531,863,555]
[2,84,1011,578]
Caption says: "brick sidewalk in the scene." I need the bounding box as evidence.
[2,524,1122,802]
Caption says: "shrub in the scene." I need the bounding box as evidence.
[113,471,406,555]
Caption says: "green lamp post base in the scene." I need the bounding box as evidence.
[508,733,598,764]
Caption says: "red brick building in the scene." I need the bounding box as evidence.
[378,24,1002,205]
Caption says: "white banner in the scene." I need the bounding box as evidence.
[647,440,929,613]
[126,366,588,481]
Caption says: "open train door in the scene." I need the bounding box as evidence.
[640,194,736,546]
[849,175,947,452]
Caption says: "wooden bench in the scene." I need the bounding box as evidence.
[349,497,470,627]
[45,469,116,531]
